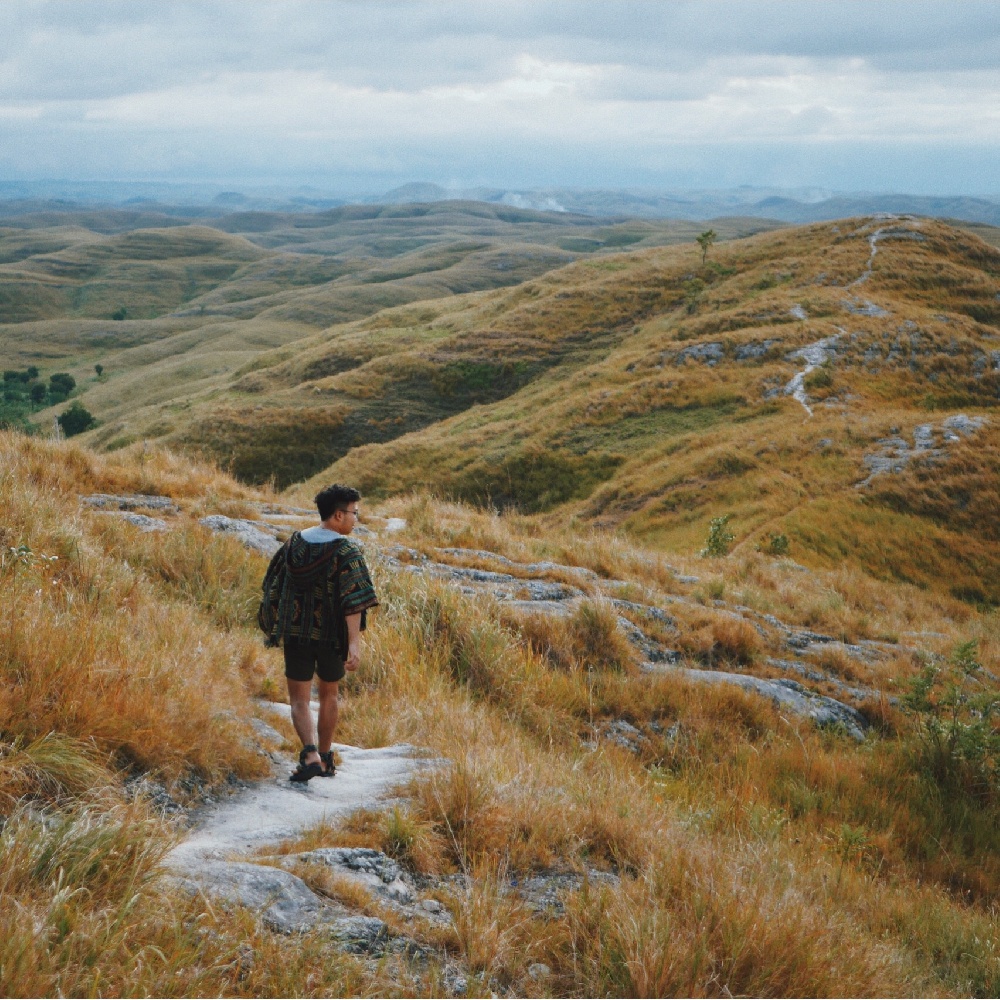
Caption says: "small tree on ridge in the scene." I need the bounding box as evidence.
[697,229,717,265]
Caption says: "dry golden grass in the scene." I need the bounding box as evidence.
[3,430,1000,997]
[0,431,271,786]
[335,493,999,995]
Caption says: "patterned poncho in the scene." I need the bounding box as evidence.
[258,532,379,651]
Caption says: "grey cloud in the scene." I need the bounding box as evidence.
[0,0,995,195]
[3,0,998,100]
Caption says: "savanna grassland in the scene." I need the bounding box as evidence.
[2,204,1000,997]
[1,432,999,998]
[286,214,1000,605]
[0,201,778,468]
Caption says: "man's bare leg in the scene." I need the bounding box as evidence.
[317,679,339,754]
[287,678,321,766]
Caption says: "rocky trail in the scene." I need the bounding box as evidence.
[82,488,949,971]
[384,543,880,740]
[783,332,841,417]
[165,704,439,951]
[82,490,917,745]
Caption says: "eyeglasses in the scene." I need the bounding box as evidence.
[339,508,360,518]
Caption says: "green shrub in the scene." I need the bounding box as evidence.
[683,277,705,314]
[48,372,76,396]
[804,365,833,391]
[763,533,790,556]
[702,514,735,557]
[57,402,96,437]
[902,640,1000,800]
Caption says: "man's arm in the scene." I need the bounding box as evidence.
[344,612,362,671]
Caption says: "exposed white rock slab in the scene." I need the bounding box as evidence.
[280,847,415,905]
[735,339,778,361]
[842,298,891,317]
[165,697,440,949]
[675,342,725,366]
[199,514,282,556]
[857,414,987,487]
[81,493,179,513]
[171,859,335,934]
[169,740,433,866]
[94,511,170,532]
[436,548,600,582]
[642,665,869,740]
[784,335,840,416]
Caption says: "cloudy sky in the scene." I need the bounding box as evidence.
[0,0,997,196]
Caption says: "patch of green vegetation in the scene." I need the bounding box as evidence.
[558,398,742,453]
[180,405,351,487]
[57,401,96,437]
[702,513,735,556]
[703,452,757,478]
[921,390,996,410]
[299,353,368,381]
[558,238,604,252]
[598,231,645,248]
[683,277,706,314]
[431,360,536,402]
[761,532,790,556]
[446,446,625,513]
[0,366,78,430]
[804,364,834,390]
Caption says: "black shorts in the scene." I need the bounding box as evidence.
[283,641,345,683]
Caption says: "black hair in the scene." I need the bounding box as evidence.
[314,484,361,521]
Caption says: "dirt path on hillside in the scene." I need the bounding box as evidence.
[168,696,437,866]
[168,723,429,866]
[163,701,442,947]
[784,333,841,416]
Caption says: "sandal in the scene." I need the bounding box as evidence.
[290,745,324,783]
[318,750,336,777]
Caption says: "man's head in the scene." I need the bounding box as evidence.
[315,484,361,534]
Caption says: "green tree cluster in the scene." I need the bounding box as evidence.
[0,367,89,432]
[49,373,76,398]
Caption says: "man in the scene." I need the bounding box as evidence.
[258,484,379,782]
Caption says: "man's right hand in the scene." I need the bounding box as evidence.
[345,640,361,672]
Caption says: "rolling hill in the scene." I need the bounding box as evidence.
[4,207,999,603]
[3,207,1000,997]
[0,201,779,449]
[276,215,999,602]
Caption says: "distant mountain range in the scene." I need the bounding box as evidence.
[375,182,1000,227]
[1,179,998,227]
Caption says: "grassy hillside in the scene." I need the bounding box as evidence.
[0,203,780,462]
[5,211,997,606]
[284,216,1000,603]
[2,431,999,997]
